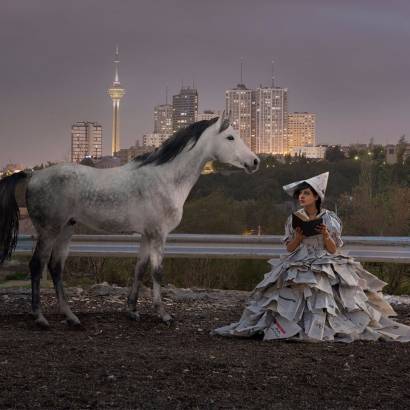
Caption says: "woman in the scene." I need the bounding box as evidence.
[212,172,410,342]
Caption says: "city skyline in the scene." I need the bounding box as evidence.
[1,0,410,167]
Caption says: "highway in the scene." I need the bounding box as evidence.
[14,234,410,263]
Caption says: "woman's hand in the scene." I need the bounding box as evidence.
[295,226,305,241]
[315,223,337,253]
[315,223,330,239]
[286,227,305,252]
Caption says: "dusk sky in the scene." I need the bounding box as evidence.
[1,0,410,167]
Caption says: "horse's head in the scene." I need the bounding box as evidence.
[205,112,260,174]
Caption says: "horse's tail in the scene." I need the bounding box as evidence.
[0,171,30,265]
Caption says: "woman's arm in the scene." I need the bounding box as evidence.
[316,223,337,254]
[286,227,304,252]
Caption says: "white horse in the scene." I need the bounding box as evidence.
[0,114,260,328]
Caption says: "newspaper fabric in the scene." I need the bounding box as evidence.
[212,209,410,342]
[282,172,329,200]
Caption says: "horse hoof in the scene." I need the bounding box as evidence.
[127,311,140,321]
[66,318,83,329]
[35,317,50,329]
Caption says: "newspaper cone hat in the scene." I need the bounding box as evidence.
[282,172,329,200]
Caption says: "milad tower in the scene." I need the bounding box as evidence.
[108,46,125,155]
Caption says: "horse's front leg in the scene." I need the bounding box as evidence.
[150,237,172,324]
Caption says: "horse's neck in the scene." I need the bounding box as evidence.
[159,146,210,204]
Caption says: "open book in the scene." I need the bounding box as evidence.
[292,213,323,237]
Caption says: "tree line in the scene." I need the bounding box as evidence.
[178,153,409,236]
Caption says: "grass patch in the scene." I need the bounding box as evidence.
[3,255,409,295]
[4,272,30,281]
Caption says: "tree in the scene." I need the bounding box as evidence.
[176,191,248,234]
[396,135,407,165]
[284,154,293,164]
[348,146,358,159]
[260,154,278,169]
[325,146,346,162]
[371,145,385,162]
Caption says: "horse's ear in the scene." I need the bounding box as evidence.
[215,110,225,129]
[218,110,230,133]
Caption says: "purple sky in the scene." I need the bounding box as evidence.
[1,0,410,167]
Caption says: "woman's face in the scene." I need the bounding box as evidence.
[298,187,318,208]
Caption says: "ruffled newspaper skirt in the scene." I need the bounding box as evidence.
[212,247,410,342]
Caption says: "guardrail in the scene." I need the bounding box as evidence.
[14,234,410,263]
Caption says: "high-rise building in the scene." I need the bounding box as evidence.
[289,145,325,159]
[154,104,173,135]
[172,87,198,132]
[142,133,169,148]
[196,110,221,122]
[115,145,153,165]
[385,142,410,164]
[71,121,103,163]
[225,84,255,150]
[255,86,288,155]
[108,46,125,155]
[288,112,316,150]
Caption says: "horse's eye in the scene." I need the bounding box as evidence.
[226,135,234,141]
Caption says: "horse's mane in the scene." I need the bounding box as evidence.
[132,151,152,163]
[133,117,219,168]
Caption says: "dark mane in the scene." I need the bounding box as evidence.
[133,117,219,168]
[132,151,153,162]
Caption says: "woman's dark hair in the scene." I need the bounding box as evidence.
[293,181,322,213]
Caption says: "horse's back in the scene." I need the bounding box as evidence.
[26,163,136,231]
[28,163,86,192]
[26,163,93,224]
[25,162,176,234]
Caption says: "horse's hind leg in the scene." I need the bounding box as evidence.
[149,237,172,324]
[48,225,80,326]
[29,234,54,328]
[127,236,150,320]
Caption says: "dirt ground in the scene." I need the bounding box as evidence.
[1,286,410,410]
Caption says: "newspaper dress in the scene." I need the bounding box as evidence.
[212,208,410,342]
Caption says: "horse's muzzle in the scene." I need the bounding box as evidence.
[244,157,260,173]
